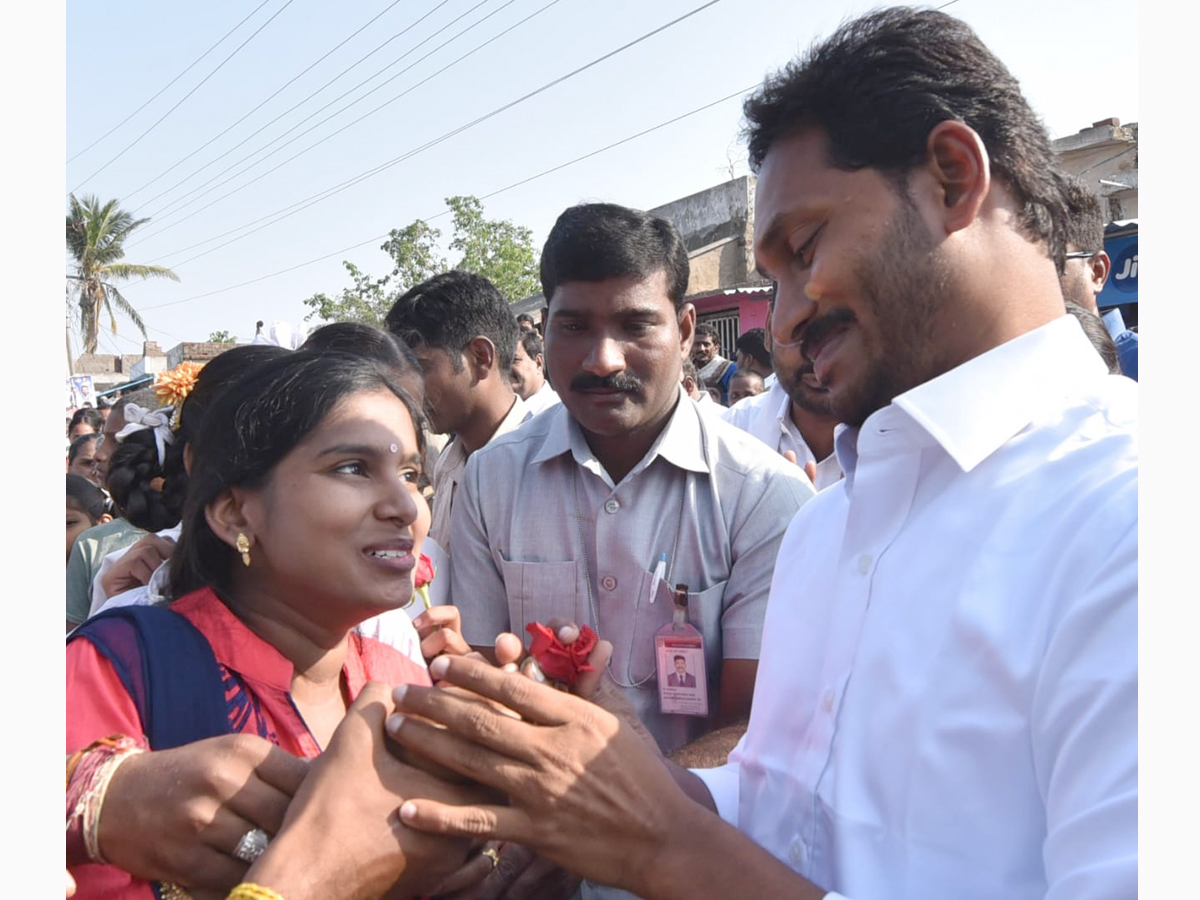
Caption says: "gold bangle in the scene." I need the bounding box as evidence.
[159,883,194,900]
[227,884,287,900]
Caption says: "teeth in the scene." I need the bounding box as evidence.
[368,550,405,558]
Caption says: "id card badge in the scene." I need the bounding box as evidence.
[655,583,709,717]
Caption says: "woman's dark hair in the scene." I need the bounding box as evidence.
[160,344,293,525]
[68,432,101,464]
[301,322,421,376]
[539,203,690,310]
[742,7,1066,262]
[169,350,426,600]
[69,407,104,435]
[66,473,109,522]
[106,428,177,532]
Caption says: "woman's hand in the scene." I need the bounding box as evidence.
[97,734,307,892]
[244,682,502,900]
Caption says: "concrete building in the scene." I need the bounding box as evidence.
[1052,117,1138,221]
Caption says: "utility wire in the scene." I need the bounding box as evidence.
[139,78,751,311]
[67,0,275,164]
[69,0,300,193]
[122,0,411,203]
[137,0,724,264]
[137,0,557,248]
[134,0,506,226]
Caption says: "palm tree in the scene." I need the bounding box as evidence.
[65,194,180,353]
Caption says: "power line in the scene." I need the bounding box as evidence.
[67,0,275,164]
[122,0,436,204]
[69,0,301,194]
[137,0,558,250]
[137,0,724,266]
[139,78,752,311]
[133,0,510,228]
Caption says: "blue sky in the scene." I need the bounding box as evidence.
[64,0,1139,354]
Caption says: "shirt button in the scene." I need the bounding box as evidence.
[601,575,617,591]
[604,498,620,514]
[822,689,835,712]
[789,839,805,866]
[857,553,872,574]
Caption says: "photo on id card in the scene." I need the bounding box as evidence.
[655,632,708,716]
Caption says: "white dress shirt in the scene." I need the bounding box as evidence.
[521,380,561,421]
[722,381,840,490]
[429,394,525,550]
[694,315,1137,900]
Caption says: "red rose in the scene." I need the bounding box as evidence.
[415,554,435,589]
[525,622,599,687]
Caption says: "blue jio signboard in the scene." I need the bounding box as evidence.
[1098,229,1137,309]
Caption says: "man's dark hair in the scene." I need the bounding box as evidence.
[385,271,519,372]
[1065,301,1121,375]
[540,203,690,310]
[1057,174,1107,274]
[516,313,536,326]
[674,655,686,664]
[694,323,720,347]
[743,7,1066,261]
[519,330,544,361]
[735,328,770,370]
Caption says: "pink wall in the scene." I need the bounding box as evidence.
[692,293,769,336]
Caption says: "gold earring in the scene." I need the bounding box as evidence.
[235,533,252,567]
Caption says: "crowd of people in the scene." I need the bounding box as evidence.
[65,8,1137,900]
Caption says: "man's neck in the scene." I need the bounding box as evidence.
[458,383,518,455]
[583,394,680,485]
[789,401,836,462]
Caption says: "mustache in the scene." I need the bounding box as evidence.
[799,308,857,362]
[570,372,643,393]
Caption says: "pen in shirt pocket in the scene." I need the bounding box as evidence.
[648,552,667,604]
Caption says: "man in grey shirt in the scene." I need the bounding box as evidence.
[449,202,813,755]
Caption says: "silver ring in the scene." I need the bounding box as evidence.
[232,827,269,863]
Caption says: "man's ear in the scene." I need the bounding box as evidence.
[205,487,255,555]
[924,119,991,235]
[465,336,497,378]
[1090,250,1112,290]
[534,353,545,374]
[98,513,114,525]
[678,302,697,360]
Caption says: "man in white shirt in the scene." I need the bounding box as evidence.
[723,312,841,490]
[384,271,525,550]
[511,329,561,420]
[384,9,1136,900]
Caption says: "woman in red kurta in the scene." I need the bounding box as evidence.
[66,350,452,899]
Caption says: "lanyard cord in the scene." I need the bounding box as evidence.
[572,466,688,689]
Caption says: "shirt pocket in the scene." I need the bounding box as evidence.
[497,558,580,637]
[628,576,728,686]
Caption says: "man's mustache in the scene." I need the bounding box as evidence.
[570,372,643,393]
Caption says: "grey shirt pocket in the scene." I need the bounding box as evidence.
[497,558,581,637]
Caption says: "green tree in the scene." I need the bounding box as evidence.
[302,196,538,325]
[65,194,180,353]
[209,330,237,343]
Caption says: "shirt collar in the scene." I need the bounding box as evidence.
[836,315,1107,476]
[173,587,374,694]
[531,386,709,481]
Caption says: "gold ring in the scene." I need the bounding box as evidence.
[482,847,501,870]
